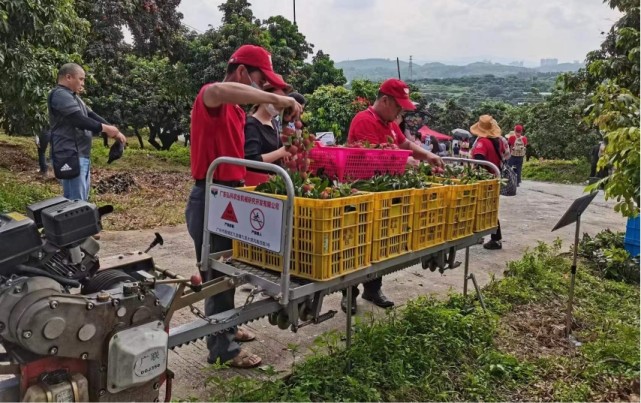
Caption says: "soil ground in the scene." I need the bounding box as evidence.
[97,180,627,401]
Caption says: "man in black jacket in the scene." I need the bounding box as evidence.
[48,63,126,200]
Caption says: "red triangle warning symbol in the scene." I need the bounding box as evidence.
[221,202,238,223]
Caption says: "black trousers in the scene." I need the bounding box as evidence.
[185,181,241,363]
[37,132,50,173]
[508,156,524,184]
[342,278,382,298]
[491,221,502,242]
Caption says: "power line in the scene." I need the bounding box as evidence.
[182,22,204,34]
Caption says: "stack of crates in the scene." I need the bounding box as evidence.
[370,189,414,261]
[232,192,374,281]
[624,216,640,257]
[411,184,448,251]
[474,179,500,231]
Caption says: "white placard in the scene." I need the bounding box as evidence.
[315,132,335,145]
[207,185,284,253]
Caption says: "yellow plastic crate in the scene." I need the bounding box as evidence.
[371,189,414,262]
[474,179,500,232]
[411,184,448,251]
[232,192,374,281]
[444,182,478,241]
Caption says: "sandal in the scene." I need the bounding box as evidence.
[234,327,256,342]
[228,350,262,369]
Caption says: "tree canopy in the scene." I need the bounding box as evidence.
[0,0,637,204]
[578,0,640,217]
[0,0,346,150]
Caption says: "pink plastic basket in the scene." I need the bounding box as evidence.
[309,146,411,181]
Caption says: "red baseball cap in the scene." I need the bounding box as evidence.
[380,78,416,111]
[514,124,523,133]
[229,45,287,89]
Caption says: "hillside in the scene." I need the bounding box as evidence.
[336,58,584,81]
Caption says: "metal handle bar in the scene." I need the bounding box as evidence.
[202,157,294,306]
[441,157,501,178]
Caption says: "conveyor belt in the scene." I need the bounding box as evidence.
[168,228,495,349]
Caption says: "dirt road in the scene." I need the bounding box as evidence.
[100,180,626,400]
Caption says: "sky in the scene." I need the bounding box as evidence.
[178,0,622,67]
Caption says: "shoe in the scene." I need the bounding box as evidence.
[362,289,395,308]
[340,293,357,315]
[483,240,502,250]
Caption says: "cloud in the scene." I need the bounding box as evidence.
[179,0,622,65]
[332,0,377,10]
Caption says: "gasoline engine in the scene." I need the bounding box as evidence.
[0,197,177,402]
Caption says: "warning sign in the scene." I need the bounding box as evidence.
[207,185,284,253]
[249,208,265,230]
[221,202,238,223]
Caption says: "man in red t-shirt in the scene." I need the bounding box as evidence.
[507,124,527,185]
[185,45,301,368]
[342,79,443,314]
[347,79,442,167]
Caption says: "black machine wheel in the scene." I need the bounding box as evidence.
[276,311,290,330]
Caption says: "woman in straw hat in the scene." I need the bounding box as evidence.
[470,115,510,250]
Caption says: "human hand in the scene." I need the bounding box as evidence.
[114,131,127,144]
[280,146,294,159]
[426,151,443,168]
[406,156,420,167]
[275,96,302,118]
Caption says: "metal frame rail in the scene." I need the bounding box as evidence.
[168,157,500,349]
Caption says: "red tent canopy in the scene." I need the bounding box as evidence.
[418,125,452,141]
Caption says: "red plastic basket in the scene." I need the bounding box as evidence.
[309,146,411,181]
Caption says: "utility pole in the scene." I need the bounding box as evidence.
[409,55,413,80]
[293,0,297,25]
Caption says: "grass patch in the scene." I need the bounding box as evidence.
[203,241,640,402]
[0,134,191,229]
[0,169,59,213]
[522,159,590,184]
[90,138,190,171]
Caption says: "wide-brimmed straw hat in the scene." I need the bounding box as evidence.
[470,115,502,138]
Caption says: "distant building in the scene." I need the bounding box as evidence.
[509,61,524,67]
[540,58,559,67]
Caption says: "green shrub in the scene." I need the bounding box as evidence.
[578,230,639,284]
[203,240,639,402]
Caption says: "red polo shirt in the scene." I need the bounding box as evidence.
[190,83,246,182]
[347,107,407,146]
[472,137,507,171]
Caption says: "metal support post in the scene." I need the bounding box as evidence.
[468,273,487,311]
[345,287,353,349]
[566,214,581,337]
[463,246,470,297]
[345,286,353,372]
